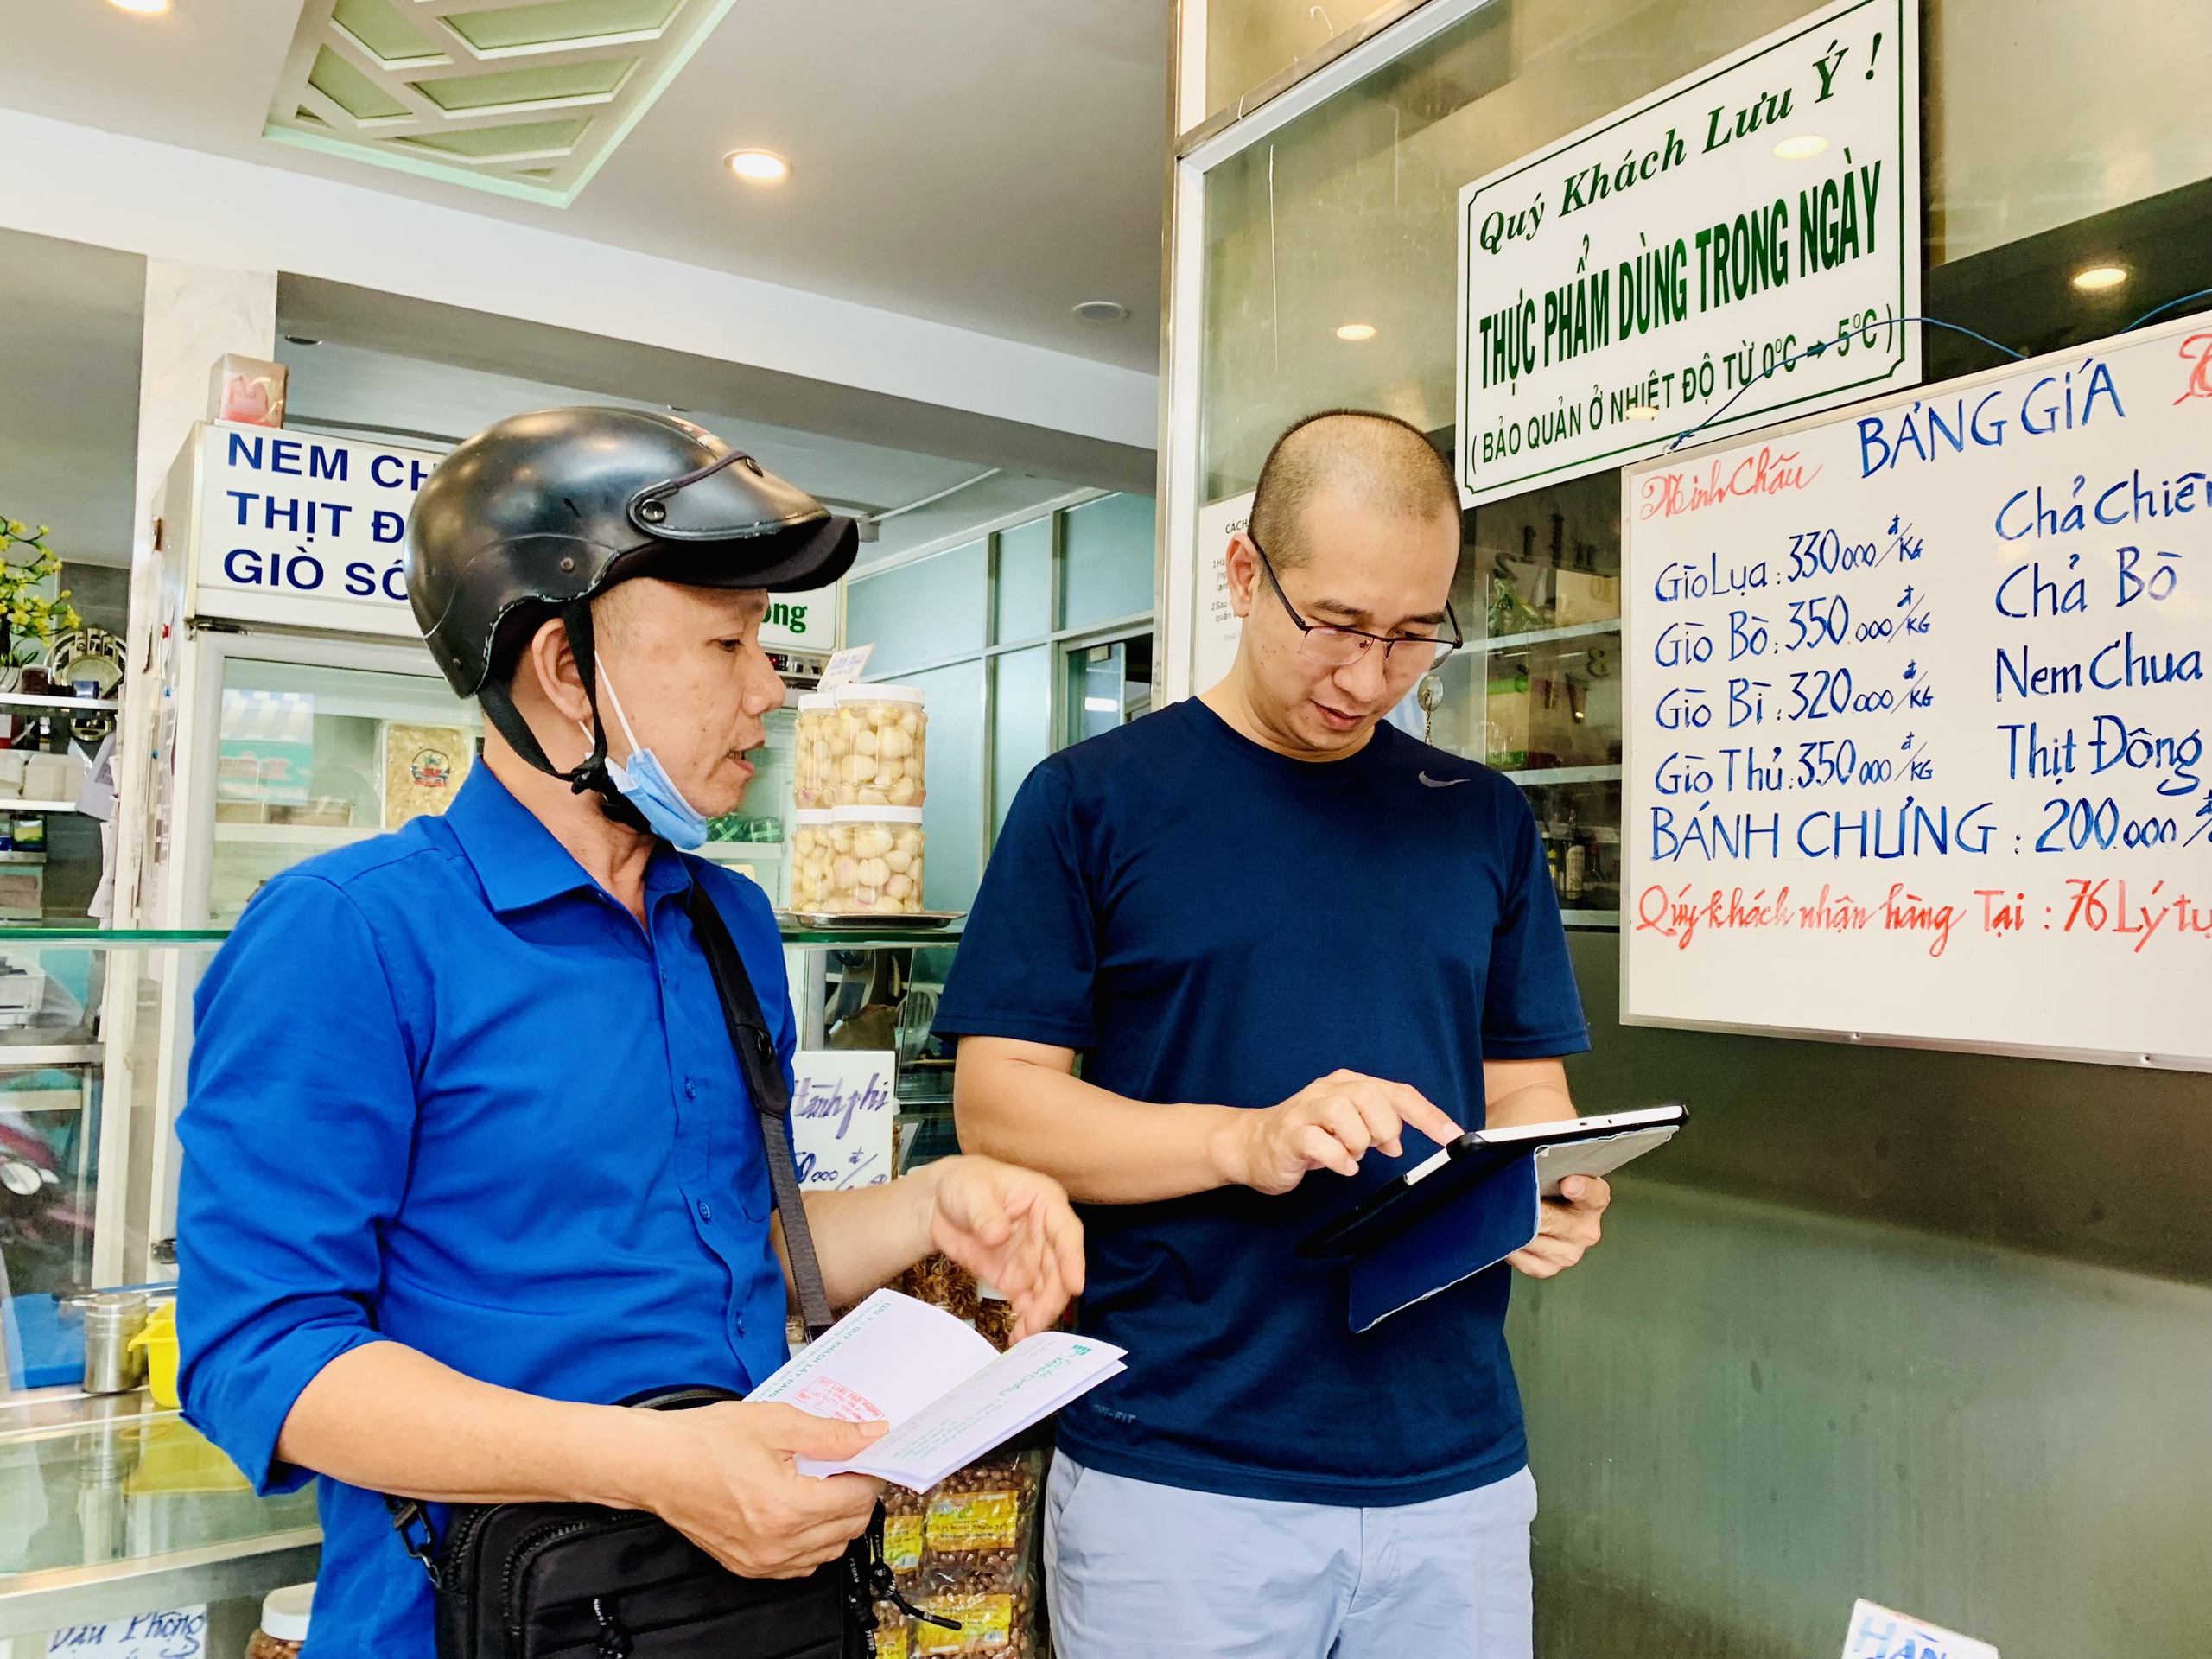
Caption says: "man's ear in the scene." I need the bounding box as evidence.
[521,616,594,725]
[1224,531,1260,621]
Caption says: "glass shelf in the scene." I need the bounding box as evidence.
[0,694,119,713]
[1499,764,1624,786]
[0,1395,319,1638]
[210,822,376,849]
[1481,618,1624,651]
[0,927,230,943]
[779,922,963,949]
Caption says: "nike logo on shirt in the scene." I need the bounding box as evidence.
[1419,772,1471,788]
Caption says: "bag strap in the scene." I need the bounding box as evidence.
[385,881,841,1578]
[684,881,837,1339]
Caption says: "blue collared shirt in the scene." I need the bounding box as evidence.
[177,766,794,1659]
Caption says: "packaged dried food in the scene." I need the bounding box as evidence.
[969,1290,1018,1352]
[830,684,928,808]
[823,806,925,914]
[883,1485,928,1580]
[791,691,839,810]
[893,1253,981,1323]
[910,1589,1030,1656]
[874,1448,1045,1659]
[920,1456,1039,1589]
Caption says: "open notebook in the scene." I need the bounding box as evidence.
[748,1289,1126,1491]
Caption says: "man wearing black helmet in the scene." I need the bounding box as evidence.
[175,410,1084,1659]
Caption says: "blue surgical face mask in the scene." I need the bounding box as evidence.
[588,666,712,849]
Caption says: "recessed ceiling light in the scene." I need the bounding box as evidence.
[723,149,789,184]
[108,0,172,12]
[1335,322,1377,341]
[1072,299,1128,323]
[1772,134,1828,161]
[2072,264,2128,291]
[1624,404,1661,421]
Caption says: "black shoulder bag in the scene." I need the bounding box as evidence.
[386,884,950,1659]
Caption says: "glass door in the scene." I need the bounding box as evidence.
[208,652,481,925]
[1064,632,1156,747]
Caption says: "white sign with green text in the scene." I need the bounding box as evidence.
[1455,0,1918,506]
[760,583,839,653]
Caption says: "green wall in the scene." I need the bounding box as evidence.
[1515,933,2212,1656]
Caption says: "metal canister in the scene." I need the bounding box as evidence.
[80,1291,151,1394]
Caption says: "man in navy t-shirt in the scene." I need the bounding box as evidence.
[935,410,1610,1659]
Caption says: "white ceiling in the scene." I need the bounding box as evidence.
[276,338,1097,567]
[0,0,1167,372]
[0,215,1101,576]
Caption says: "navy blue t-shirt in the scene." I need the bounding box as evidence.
[934,696,1588,1506]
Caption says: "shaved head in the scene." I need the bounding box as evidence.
[1248,410,1459,569]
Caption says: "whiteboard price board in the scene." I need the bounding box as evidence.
[1620,315,2212,1069]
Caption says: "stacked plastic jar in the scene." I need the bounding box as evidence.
[824,805,926,914]
[791,692,839,810]
[830,684,927,808]
[789,810,836,912]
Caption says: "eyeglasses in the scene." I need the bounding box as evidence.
[1248,534,1462,673]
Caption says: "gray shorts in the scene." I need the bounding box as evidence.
[1043,1454,1537,1659]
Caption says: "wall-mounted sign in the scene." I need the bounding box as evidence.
[186,423,842,657]
[46,1605,208,1659]
[188,423,432,639]
[760,584,839,653]
[1840,1600,1998,1659]
[1456,0,1917,507]
[1620,312,2212,1071]
[791,1050,895,1189]
[1191,491,1253,696]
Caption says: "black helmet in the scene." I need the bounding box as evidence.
[409,406,857,696]
[406,406,858,827]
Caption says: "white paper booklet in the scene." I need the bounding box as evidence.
[747,1288,1126,1491]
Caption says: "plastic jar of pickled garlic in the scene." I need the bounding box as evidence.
[830,684,927,808]
[789,810,836,912]
[791,692,839,810]
[825,805,926,914]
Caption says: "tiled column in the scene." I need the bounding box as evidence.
[98,260,275,1285]
[114,258,276,925]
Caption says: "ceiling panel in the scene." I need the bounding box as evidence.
[0,1,1166,370]
[267,0,739,206]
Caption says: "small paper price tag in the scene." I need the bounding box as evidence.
[817,644,875,692]
[46,1606,208,1659]
[1841,1599,1999,1659]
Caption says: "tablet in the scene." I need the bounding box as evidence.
[1296,1103,1687,1260]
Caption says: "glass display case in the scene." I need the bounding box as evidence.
[0,690,115,930]
[1465,471,1623,926]
[0,918,968,1649]
[0,931,308,1651]
[0,1389,319,1644]
[208,657,482,927]
[1421,470,1624,927]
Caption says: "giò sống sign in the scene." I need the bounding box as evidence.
[1454,0,1919,507]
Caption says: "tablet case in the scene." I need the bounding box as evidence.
[1347,1151,1540,1333]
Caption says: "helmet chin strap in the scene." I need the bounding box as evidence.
[474,597,653,836]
